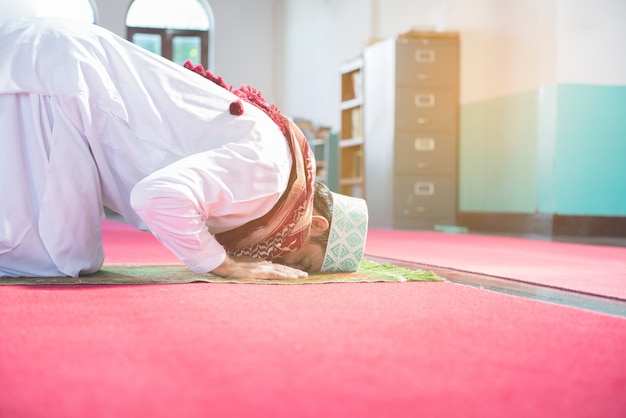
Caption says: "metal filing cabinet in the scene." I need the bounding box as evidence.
[363,32,460,229]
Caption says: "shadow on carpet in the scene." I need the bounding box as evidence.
[1,259,444,285]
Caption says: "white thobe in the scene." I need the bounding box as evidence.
[0,18,292,277]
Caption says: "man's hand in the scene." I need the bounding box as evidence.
[210,255,308,280]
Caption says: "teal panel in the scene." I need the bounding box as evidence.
[459,91,539,212]
[555,85,626,216]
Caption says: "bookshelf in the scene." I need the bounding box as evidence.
[339,57,365,198]
[294,119,338,191]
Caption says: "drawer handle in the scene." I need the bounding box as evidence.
[415,93,435,107]
[415,49,435,63]
[417,73,430,80]
[416,117,429,125]
[414,182,435,196]
[415,137,435,151]
[416,162,430,169]
[403,206,430,215]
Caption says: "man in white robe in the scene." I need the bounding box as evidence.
[0,18,368,279]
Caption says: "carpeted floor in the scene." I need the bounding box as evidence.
[1,219,625,418]
[365,228,626,300]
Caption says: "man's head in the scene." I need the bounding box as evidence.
[276,181,368,273]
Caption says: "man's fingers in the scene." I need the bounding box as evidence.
[214,257,308,280]
[258,262,308,280]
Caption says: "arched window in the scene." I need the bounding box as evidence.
[0,0,98,24]
[126,0,214,69]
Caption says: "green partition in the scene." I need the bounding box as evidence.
[459,84,626,217]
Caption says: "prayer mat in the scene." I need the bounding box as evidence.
[0,259,444,285]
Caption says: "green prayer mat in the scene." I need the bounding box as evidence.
[0,259,444,285]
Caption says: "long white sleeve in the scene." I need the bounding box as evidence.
[131,140,292,273]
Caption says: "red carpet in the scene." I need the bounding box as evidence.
[366,228,626,300]
[1,220,626,417]
[101,220,179,264]
[2,281,626,418]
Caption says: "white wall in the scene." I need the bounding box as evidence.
[279,0,372,125]
[281,0,626,130]
[94,0,127,35]
[556,0,626,85]
[280,0,560,124]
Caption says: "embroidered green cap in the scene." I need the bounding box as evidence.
[321,193,369,272]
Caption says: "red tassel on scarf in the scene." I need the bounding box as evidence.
[183,60,288,135]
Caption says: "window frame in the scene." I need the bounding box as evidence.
[127,26,210,68]
[125,0,214,69]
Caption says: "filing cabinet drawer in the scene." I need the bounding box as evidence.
[396,41,459,87]
[363,34,459,230]
[395,87,458,131]
[393,176,456,220]
[394,133,456,175]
